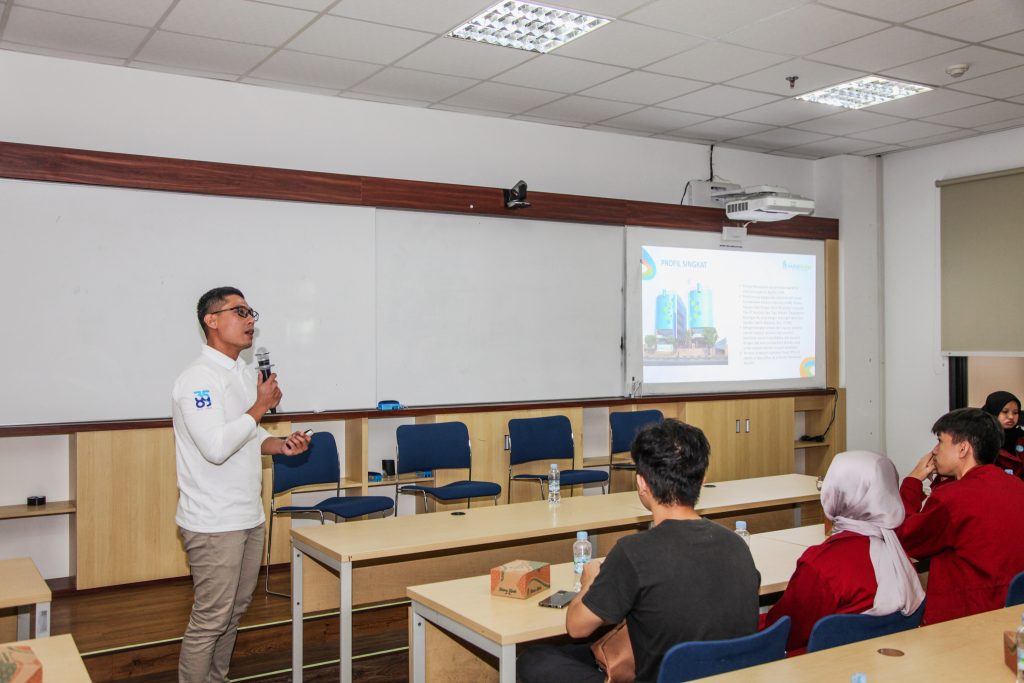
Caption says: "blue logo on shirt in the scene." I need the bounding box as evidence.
[193,390,212,409]
[1016,445,1023,453]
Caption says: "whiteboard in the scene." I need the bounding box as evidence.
[375,210,624,406]
[0,179,376,424]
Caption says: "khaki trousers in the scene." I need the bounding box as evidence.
[178,524,265,683]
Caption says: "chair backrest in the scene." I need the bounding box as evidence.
[1007,572,1024,607]
[610,409,664,454]
[508,415,574,466]
[657,616,790,683]
[271,431,340,496]
[395,422,471,475]
[807,601,925,653]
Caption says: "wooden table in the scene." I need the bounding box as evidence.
[696,604,1024,682]
[0,557,51,640]
[0,634,90,681]
[757,523,826,548]
[406,530,823,683]
[289,473,820,683]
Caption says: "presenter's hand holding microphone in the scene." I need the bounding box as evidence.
[250,347,311,456]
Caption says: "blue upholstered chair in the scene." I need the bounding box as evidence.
[806,601,925,652]
[264,431,394,596]
[394,421,500,513]
[608,410,664,492]
[656,616,791,683]
[507,415,608,500]
[1006,571,1024,607]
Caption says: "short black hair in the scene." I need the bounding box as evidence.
[932,407,1002,466]
[630,418,710,507]
[196,286,244,336]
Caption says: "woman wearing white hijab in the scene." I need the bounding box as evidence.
[762,450,925,653]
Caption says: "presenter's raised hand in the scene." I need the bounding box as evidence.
[248,371,283,423]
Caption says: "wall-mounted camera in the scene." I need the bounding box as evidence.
[503,180,531,209]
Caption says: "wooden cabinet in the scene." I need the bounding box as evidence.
[685,398,795,482]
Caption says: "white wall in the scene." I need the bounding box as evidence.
[0,50,852,578]
[882,126,1024,477]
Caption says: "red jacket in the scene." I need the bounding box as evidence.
[897,464,1024,624]
[763,531,876,653]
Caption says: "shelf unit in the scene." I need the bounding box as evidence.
[0,500,76,521]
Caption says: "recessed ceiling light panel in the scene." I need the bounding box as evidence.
[447,1,610,54]
[796,76,931,110]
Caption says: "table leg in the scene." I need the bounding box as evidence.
[16,606,29,641]
[411,605,426,683]
[499,643,516,683]
[34,601,50,638]
[340,561,353,683]
[292,546,304,683]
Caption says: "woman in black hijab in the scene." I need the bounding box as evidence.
[982,391,1024,476]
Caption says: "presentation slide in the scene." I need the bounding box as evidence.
[640,244,817,385]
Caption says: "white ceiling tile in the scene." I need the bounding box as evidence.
[246,49,380,88]
[819,0,965,23]
[442,81,565,114]
[976,115,1024,131]
[881,46,1024,87]
[0,40,126,65]
[727,97,838,126]
[948,65,1024,98]
[579,71,706,104]
[553,20,704,68]
[866,88,991,117]
[779,136,880,156]
[647,42,789,82]
[343,92,432,107]
[723,5,886,57]
[985,30,1024,54]
[725,58,862,96]
[658,85,780,116]
[850,120,961,143]
[4,6,149,59]
[133,61,239,81]
[625,0,810,40]
[524,95,642,123]
[558,0,650,18]
[673,118,773,140]
[328,0,492,33]
[598,107,710,133]
[656,133,716,145]
[242,76,342,96]
[287,15,433,64]
[395,38,534,79]
[514,114,590,128]
[791,109,905,135]
[14,0,173,26]
[586,124,655,138]
[429,103,512,119]
[770,149,821,159]
[349,66,478,102]
[908,129,983,146]
[492,55,628,93]
[161,0,315,46]
[1012,94,1024,104]
[251,0,335,11]
[924,100,1024,127]
[858,144,907,155]
[134,33,273,75]
[908,0,1024,43]
[733,127,830,149]
[809,27,965,73]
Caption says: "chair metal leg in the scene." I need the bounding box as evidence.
[265,512,291,598]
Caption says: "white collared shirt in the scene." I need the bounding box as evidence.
[172,345,270,533]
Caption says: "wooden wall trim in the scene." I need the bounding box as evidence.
[0,140,838,238]
[0,389,836,437]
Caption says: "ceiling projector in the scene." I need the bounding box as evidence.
[715,185,815,222]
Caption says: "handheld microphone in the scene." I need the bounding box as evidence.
[255,347,276,414]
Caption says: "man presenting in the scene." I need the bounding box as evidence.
[172,286,310,683]
[897,407,1024,624]
[518,419,760,683]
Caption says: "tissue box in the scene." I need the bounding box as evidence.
[0,645,42,683]
[1005,631,1017,674]
[490,560,550,599]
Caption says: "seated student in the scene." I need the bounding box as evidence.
[982,390,1024,477]
[897,407,1024,624]
[517,420,760,683]
[762,451,924,654]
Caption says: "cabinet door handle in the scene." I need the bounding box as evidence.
[735,419,740,433]
[745,419,751,433]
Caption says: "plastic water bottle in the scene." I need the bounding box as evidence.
[1016,613,1024,682]
[735,520,750,545]
[548,463,561,504]
[851,674,867,683]
[573,531,592,591]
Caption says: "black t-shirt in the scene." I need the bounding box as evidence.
[582,518,760,683]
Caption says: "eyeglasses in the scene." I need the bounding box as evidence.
[209,306,259,321]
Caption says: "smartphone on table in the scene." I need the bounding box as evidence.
[538,590,578,609]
